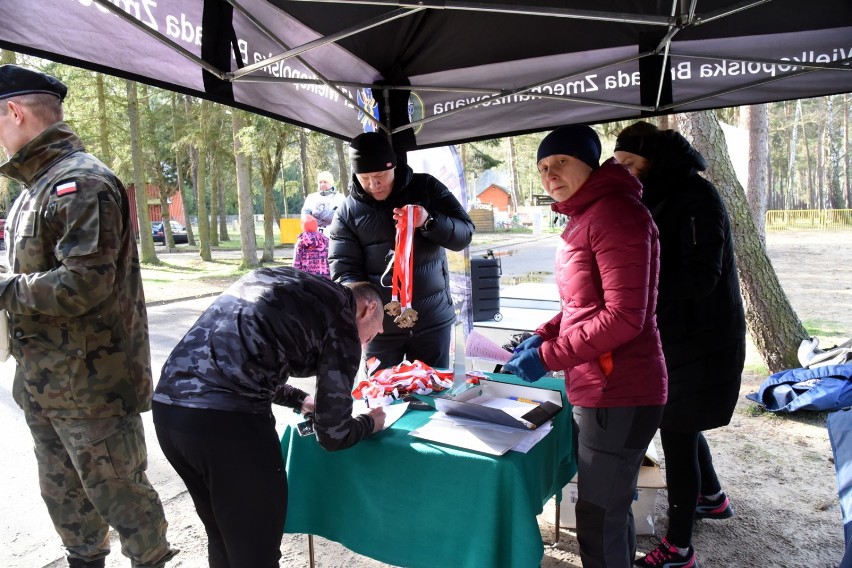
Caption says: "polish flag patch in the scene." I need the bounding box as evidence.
[55,181,78,196]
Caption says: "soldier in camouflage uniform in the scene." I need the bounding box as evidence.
[0,65,177,568]
[153,267,386,567]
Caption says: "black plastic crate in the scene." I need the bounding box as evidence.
[470,256,502,322]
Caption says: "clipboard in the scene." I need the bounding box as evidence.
[435,380,562,430]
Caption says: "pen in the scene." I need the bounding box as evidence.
[508,396,542,405]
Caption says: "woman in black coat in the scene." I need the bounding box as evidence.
[615,121,746,568]
[328,132,474,370]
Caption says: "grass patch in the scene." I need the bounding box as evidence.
[742,403,830,428]
[802,319,848,342]
[141,258,248,284]
[745,361,769,377]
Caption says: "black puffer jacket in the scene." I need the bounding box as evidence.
[328,164,474,339]
[642,131,746,431]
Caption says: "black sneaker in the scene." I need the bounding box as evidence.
[695,492,734,520]
[634,537,699,568]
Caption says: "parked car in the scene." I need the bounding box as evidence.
[151,220,188,245]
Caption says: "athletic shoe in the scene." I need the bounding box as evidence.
[695,492,734,520]
[634,537,699,568]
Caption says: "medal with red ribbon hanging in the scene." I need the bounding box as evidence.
[384,205,419,328]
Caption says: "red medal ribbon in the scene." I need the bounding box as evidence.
[392,205,415,312]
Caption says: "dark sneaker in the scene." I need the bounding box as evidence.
[634,537,699,568]
[67,557,106,568]
[695,492,734,520]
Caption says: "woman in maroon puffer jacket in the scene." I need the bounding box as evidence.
[504,124,667,568]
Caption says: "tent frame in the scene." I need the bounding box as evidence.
[89,0,851,141]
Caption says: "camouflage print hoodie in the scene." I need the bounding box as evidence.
[154,267,374,451]
[0,123,152,419]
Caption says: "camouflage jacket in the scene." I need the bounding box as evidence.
[0,123,152,419]
[154,267,374,451]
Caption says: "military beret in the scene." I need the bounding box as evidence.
[0,65,68,102]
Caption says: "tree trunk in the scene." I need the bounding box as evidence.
[744,104,769,243]
[96,74,112,167]
[826,96,844,210]
[126,80,158,264]
[677,111,807,372]
[196,101,212,261]
[786,100,801,208]
[142,84,174,247]
[845,93,851,208]
[334,138,349,196]
[218,180,230,241]
[816,111,826,210]
[232,112,259,270]
[507,138,521,213]
[209,150,220,246]
[261,180,276,263]
[299,129,310,200]
[459,144,472,204]
[802,122,814,208]
[173,94,195,245]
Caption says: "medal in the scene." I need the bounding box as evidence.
[389,205,416,329]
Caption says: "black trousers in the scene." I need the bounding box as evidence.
[365,321,453,368]
[152,402,287,568]
[661,430,722,547]
[572,404,664,568]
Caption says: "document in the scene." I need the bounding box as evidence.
[352,400,409,430]
[409,412,552,455]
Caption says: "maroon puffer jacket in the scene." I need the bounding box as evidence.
[537,158,667,408]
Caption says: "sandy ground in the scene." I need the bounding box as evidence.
[5,230,852,568]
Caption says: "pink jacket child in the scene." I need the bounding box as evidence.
[293,215,330,278]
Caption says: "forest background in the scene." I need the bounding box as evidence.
[0,49,850,374]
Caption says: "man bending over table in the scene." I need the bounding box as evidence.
[153,267,386,568]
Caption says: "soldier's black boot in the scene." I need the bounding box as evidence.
[67,557,106,568]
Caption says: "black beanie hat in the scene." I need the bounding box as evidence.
[614,127,659,161]
[0,65,67,102]
[349,132,397,174]
[536,124,601,170]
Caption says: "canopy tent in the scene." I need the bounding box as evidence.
[1,0,851,151]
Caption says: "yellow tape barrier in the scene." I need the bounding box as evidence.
[765,209,852,231]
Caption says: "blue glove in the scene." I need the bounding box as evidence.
[513,334,543,353]
[503,348,547,383]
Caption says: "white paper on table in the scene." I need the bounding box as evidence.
[352,400,409,430]
[409,412,552,455]
[433,412,553,453]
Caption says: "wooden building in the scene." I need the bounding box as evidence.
[126,183,187,235]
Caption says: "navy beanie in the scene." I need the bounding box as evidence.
[536,125,601,170]
[349,132,397,174]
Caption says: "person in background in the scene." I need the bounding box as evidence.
[328,132,474,370]
[293,213,330,278]
[153,268,386,568]
[503,124,667,568]
[615,120,745,568]
[0,64,177,568]
[302,170,345,230]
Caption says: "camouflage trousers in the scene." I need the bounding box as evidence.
[24,411,176,567]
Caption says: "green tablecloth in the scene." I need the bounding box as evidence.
[280,374,576,568]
